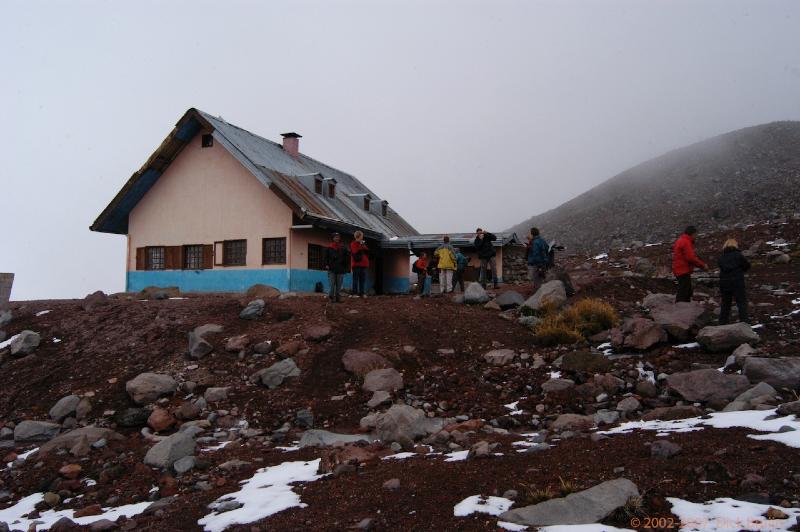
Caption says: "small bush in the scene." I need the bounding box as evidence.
[558,476,579,496]
[564,298,619,336]
[533,314,583,346]
[520,484,556,504]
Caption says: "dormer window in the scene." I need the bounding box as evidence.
[328,182,336,198]
[314,178,323,194]
[381,201,388,217]
[201,134,213,148]
[363,196,370,210]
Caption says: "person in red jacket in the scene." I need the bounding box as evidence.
[350,230,369,297]
[672,225,708,302]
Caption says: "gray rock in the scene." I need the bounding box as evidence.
[75,398,92,420]
[126,373,177,405]
[467,440,491,459]
[14,420,60,442]
[464,283,489,304]
[496,291,525,309]
[194,323,223,337]
[731,343,758,366]
[39,426,124,455]
[620,317,667,350]
[697,323,760,352]
[593,410,620,425]
[522,281,567,311]
[651,440,682,459]
[298,429,375,448]
[667,369,751,403]
[304,324,332,342]
[114,408,150,427]
[743,357,800,390]
[650,301,707,341]
[10,330,40,357]
[49,395,81,422]
[642,293,675,309]
[253,358,301,389]
[342,349,391,377]
[552,414,595,432]
[0,427,12,440]
[777,400,800,416]
[204,387,230,403]
[499,478,639,526]
[173,455,196,474]
[0,309,12,327]
[295,409,314,429]
[616,397,641,413]
[374,404,429,444]
[483,349,515,366]
[188,331,213,359]
[367,390,392,408]
[541,379,575,393]
[383,478,401,490]
[239,299,265,320]
[363,368,404,392]
[144,431,196,468]
[253,340,274,354]
[733,382,777,405]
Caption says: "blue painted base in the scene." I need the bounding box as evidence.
[127,269,412,294]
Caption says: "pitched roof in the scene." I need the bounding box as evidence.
[91,108,419,239]
[380,232,521,249]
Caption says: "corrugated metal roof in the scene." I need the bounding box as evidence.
[91,108,419,238]
[380,232,521,249]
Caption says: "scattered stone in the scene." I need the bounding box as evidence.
[552,414,595,432]
[522,281,567,311]
[298,430,374,448]
[224,335,249,353]
[743,357,800,389]
[70,435,91,458]
[173,455,196,474]
[125,373,177,405]
[10,330,40,357]
[467,440,491,459]
[559,350,610,373]
[304,324,332,342]
[75,398,92,420]
[649,300,707,341]
[383,478,401,490]
[43,491,61,508]
[74,504,103,518]
[148,408,176,432]
[484,300,501,311]
[295,409,314,429]
[650,440,682,459]
[82,290,109,311]
[732,343,758,366]
[499,478,640,526]
[776,400,800,416]
[251,358,301,389]
[641,405,704,421]
[697,323,760,352]
[39,426,124,455]
[188,331,213,359]
[114,408,151,427]
[144,432,196,469]
[483,349,515,366]
[239,299,265,320]
[496,290,525,309]
[616,397,641,414]
[13,420,60,442]
[619,317,668,350]
[765,507,789,520]
[58,463,83,479]
[204,387,231,403]
[246,284,280,299]
[363,368,404,392]
[253,340,274,354]
[49,395,81,422]
[276,340,302,358]
[374,405,430,446]
[342,349,391,377]
[367,390,392,408]
[667,369,751,403]
[541,379,576,393]
[464,282,490,304]
[593,410,620,425]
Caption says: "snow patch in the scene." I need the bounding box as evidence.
[52,337,62,343]
[599,409,800,448]
[549,371,562,380]
[198,459,326,532]
[636,362,656,384]
[0,492,149,530]
[674,342,700,349]
[453,495,513,517]
[35,310,51,316]
[382,452,417,460]
[201,441,232,452]
[0,334,20,350]
[593,253,608,260]
[444,450,469,462]
[538,525,634,532]
[498,522,528,531]
[668,497,800,532]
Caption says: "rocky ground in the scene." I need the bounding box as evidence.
[1,219,799,532]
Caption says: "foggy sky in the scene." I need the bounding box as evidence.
[2,0,799,300]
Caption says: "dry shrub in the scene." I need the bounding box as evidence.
[533,313,583,346]
[519,484,556,504]
[562,298,619,336]
[558,476,579,496]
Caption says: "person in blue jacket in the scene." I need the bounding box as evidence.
[527,227,549,291]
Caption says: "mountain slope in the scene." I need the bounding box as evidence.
[508,121,800,252]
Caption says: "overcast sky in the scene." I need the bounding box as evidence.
[2,0,799,300]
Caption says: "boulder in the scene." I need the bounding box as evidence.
[651,440,682,459]
[559,351,610,373]
[367,390,392,408]
[522,281,567,311]
[147,408,176,432]
[650,301,707,341]
[642,293,675,309]
[732,382,777,405]
[253,340,274,354]
[82,290,109,311]
[616,397,641,413]
[697,323,760,352]
[113,408,151,427]
[14,420,61,442]
[621,317,667,350]
[194,323,224,337]
[252,358,301,389]
[499,478,639,526]
[245,284,281,299]
[239,299,265,320]
[731,343,758,366]
[10,330,40,357]
[144,432,196,469]
[484,300,501,311]
[204,387,231,402]
[495,291,525,309]
[742,357,800,390]
[463,283,489,304]
[541,379,576,393]
[0,309,11,327]
[666,369,751,403]
[552,414,595,432]
[776,400,800,416]
[374,405,428,445]
[342,350,391,377]
[126,373,177,405]
[363,368,404,392]
[298,430,375,448]
[304,325,332,342]
[593,410,620,425]
[140,286,179,299]
[49,395,81,422]
[188,331,213,359]
[641,405,703,421]
[483,349,515,366]
[224,335,249,353]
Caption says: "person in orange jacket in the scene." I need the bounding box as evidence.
[350,230,369,298]
[672,225,708,302]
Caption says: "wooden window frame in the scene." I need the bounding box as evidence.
[363,196,370,211]
[183,244,204,270]
[308,243,325,271]
[328,182,336,198]
[145,246,166,271]
[262,237,287,265]
[314,178,323,194]
[222,239,247,266]
[201,134,214,148]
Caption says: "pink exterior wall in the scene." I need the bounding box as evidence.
[127,133,293,271]
[289,227,336,269]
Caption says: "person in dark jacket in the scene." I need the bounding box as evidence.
[350,230,369,298]
[672,225,708,302]
[526,227,549,291]
[324,233,350,303]
[474,228,498,288]
[718,238,751,324]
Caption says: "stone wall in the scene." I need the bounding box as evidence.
[502,245,528,283]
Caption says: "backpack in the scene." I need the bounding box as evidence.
[412,261,422,274]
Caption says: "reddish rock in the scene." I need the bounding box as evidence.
[159,475,178,497]
[148,408,176,432]
[2,452,17,462]
[174,401,201,421]
[319,444,380,473]
[59,463,83,479]
[74,504,103,518]
[444,419,483,432]
[304,324,332,342]
[225,334,250,353]
[641,405,704,421]
[551,413,596,432]
[276,340,302,358]
[342,349,391,377]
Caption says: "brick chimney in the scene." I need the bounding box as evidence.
[281,132,302,159]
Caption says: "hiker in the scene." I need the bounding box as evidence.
[718,238,751,324]
[526,227,549,291]
[474,228,498,288]
[434,236,457,294]
[324,233,350,303]
[452,247,469,292]
[413,252,430,296]
[672,225,708,302]
[350,230,369,298]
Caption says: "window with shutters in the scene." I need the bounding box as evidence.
[308,244,325,270]
[314,178,323,194]
[223,239,247,266]
[146,247,165,270]
[328,182,336,198]
[184,245,204,270]
[262,238,286,265]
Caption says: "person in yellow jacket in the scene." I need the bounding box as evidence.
[434,235,457,294]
